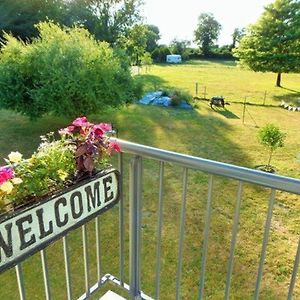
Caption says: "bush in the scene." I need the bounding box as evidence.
[161,88,192,106]
[258,124,286,168]
[0,21,142,119]
[151,45,171,63]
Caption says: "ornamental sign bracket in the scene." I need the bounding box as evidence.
[0,168,120,273]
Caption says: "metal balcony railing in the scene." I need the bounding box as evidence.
[1,139,300,300]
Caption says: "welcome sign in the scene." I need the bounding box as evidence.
[0,168,120,273]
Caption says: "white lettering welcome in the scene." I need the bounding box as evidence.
[0,170,119,272]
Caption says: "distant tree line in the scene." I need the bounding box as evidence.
[1,0,299,83]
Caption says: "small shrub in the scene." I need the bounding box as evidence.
[258,124,286,169]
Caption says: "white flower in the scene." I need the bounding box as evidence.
[8,151,23,163]
[12,178,23,185]
[0,181,14,194]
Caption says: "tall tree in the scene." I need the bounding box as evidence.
[231,27,245,49]
[89,0,143,45]
[194,13,221,56]
[145,24,160,53]
[234,0,300,87]
[0,0,66,41]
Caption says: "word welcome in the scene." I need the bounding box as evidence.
[0,169,119,272]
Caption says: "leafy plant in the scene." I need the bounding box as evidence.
[0,117,120,211]
[258,124,286,170]
[0,21,142,119]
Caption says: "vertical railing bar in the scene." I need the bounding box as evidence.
[41,249,52,300]
[129,156,143,300]
[118,152,125,286]
[155,161,165,300]
[287,235,300,300]
[225,181,243,300]
[198,174,214,300]
[224,181,243,300]
[95,217,102,282]
[63,235,72,300]
[254,189,276,300]
[82,224,90,298]
[15,264,26,300]
[175,167,189,300]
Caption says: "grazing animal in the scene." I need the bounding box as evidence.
[209,96,228,109]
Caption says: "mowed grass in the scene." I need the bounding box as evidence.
[0,60,300,299]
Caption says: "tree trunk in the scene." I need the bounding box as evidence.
[276,73,281,87]
[267,148,273,167]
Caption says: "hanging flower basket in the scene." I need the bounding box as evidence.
[0,117,121,272]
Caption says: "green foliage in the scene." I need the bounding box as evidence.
[145,24,160,53]
[151,45,171,63]
[194,13,222,56]
[0,21,142,119]
[118,24,148,65]
[141,52,153,70]
[161,88,192,106]
[0,0,143,45]
[258,123,286,167]
[169,39,191,60]
[0,0,67,41]
[234,0,300,86]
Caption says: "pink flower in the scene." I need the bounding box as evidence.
[72,117,90,127]
[59,125,75,135]
[0,167,14,185]
[93,125,104,138]
[108,141,121,155]
[98,123,112,132]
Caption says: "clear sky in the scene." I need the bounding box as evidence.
[141,0,274,46]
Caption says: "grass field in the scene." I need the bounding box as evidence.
[0,60,300,299]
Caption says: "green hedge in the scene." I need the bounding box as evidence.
[0,21,142,119]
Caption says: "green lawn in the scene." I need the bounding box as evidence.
[0,60,300,299]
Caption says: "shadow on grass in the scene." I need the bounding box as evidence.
[134,74,168,91]
[273,91,300,106]
[214,108,240,119]
[280,86,300,93]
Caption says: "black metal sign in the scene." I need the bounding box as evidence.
[0,168,120,273]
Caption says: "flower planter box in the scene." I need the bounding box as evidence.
[0,167,120,273]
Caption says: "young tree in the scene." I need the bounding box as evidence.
[258,124,286,170]
[141,52,152,72]
[119,24,148,65]
[234,0,300,87]
[194,13,221,56]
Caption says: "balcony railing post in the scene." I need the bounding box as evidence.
[129,156,143,300]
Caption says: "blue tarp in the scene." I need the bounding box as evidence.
[138,92,193,110]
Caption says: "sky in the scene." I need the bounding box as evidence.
[141,0,274,46]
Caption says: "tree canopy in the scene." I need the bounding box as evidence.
[194,13,221,56]
[0,0,143,46]
[234,0,300,86]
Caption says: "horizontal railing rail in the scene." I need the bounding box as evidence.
[115,139,300,195]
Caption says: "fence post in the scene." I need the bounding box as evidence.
[263,91,267,106]
[195,82,199,96]
[242,97,247,125]
[129,156,143,300]
[203,86,207,99]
